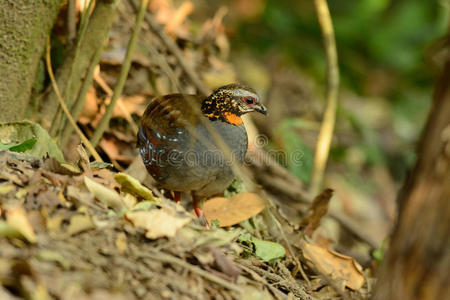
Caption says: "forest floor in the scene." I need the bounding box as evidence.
[0,149,372,300]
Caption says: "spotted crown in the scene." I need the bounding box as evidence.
[201,84,265,125]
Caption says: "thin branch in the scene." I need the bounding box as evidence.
[90,0,149,146]
[67,0,77,45]
[138,251,242,292]
[310,0,340,195]
[46,38,103,163]
[93,70,139,135]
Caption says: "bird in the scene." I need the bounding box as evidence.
[137,83,267,225]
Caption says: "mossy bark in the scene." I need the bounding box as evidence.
[0,0,62,122]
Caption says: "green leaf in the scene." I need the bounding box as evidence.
[0,120,64,162]
[9,138,37,152]
[132,201,154,211]
[252,239,286,262]
[239,233,285,262]
[0,138,36,152]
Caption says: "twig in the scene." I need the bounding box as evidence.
[131,0,210,96]
[261,206,310,287]
[67,0,77,44]
[92,70,139,135]
[310,0,340,195]
[238,263,287,300]
[138,251,241,292]
[236,259,316,300]
[45,38,103,163]
[90,0,149,146]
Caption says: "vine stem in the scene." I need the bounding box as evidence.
[45,38,103,162]
[310,0,340,195]
[90,0,149,147]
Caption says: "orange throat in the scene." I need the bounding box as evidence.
[224,112,243,125]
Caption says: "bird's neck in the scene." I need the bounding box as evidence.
[201,95,243,125]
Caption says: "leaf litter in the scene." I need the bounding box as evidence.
[0,149,373,299]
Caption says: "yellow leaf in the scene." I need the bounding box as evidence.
[300,239,364,290]
[84,176,126,214]
[115,232,128,254]
[0,184,14,195]
[203,193,267,227]
[66,212,95,236]
[6,205,37,243]
[114,172,160,202]
[126,209,190,239]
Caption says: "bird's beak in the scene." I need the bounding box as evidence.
[255,104,267,115]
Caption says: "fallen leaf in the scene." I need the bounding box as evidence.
[35,250,70,270]
[0,121,64,162]
[239,233,286,262]
[5,205,37,243]
[115,232,128,254]
[203,192,267,227]
[125,209,191,239]
[299,188,333,236]
[114,172,160,202]
[0,183,15,195]
[0,138,36,152]
[300,239,364,290]
[84,176,126,214]
[65,209,95,236]
[132,201,154,211]
[43,157,80,175]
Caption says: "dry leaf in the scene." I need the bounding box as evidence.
[300,239,364,290]
[125,209,191,239]
[203,192,266,227]
[66,209,95,236]
[115,232,128,254]
[84,176,126,214]
[114,172,160,202]
[5,205,37,243]
[0,183,15,195]
[299,188,333,236]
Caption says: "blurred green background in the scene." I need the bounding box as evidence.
[200,0,448,184]
[190,0,448,237]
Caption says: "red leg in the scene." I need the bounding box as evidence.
[173,191,181,204]
[192,193,209,228]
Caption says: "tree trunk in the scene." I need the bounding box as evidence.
[0,0,61,122]
[373,37,450,299]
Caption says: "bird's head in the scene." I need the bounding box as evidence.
[201,83,267,125]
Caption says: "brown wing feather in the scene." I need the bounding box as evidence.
[140,94,203,132]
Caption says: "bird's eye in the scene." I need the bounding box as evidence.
[244,97,255,105]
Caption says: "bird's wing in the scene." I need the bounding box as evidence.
[140,94,204,132]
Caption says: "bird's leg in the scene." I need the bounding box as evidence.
[167,190,182,204]
[191,192,209,228]
[173,191,181,204]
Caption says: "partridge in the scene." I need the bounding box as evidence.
[137,84,267,224]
